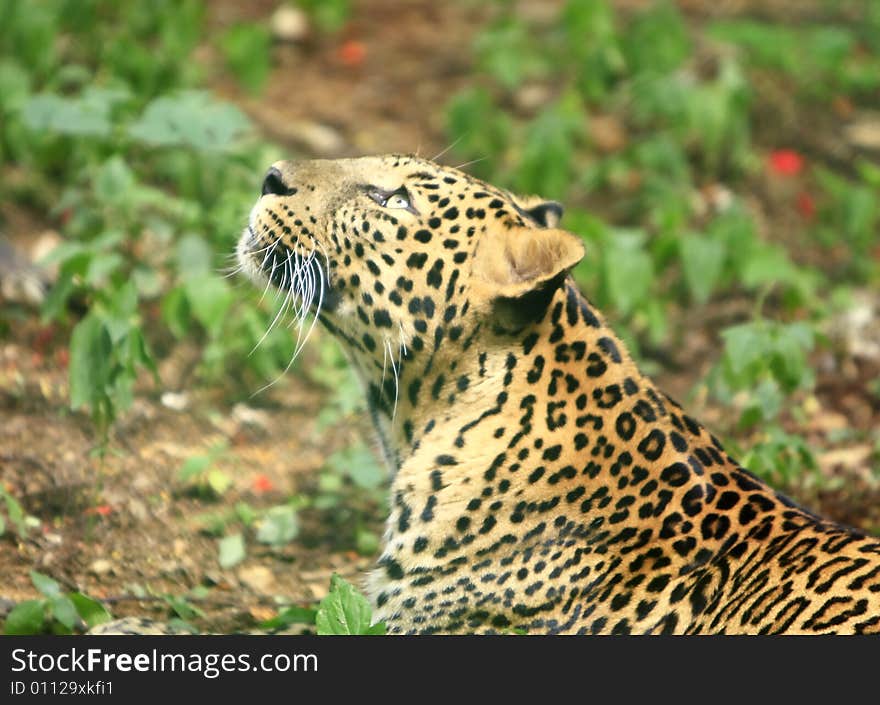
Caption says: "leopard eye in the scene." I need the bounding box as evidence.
[367,190,388,206]
[385,192,410,210]
[367,187,412,211]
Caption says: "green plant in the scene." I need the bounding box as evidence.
[208,499,305,568]
[812,161,880,282]
[296,0,351,34]
[257,574,382,634]
[3,571,112,635]
[68,282,158,443]
[0,485,37,539]
[738,427,819,487]
[221,23,272,95]
[708,20,880,99]
[178,442,233,499]
[315,574,385,635]
[709,320,817,428]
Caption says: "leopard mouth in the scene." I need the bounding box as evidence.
[238,226,339,312]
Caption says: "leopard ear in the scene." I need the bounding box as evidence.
[516,196,564,228]
[474,225,585,299]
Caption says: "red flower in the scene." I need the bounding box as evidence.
[85,504,113,517]
[337,40,366,67]
[253,474,274,493]
[767,149,805,177]
[796,191,816,220]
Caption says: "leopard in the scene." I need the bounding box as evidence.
[97,154,880,635]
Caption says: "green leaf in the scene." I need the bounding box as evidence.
[69,314,112,410]
[221,23,272,95]
[161,286,190,339]
[316,574,385,635]
[68,592,113,628]
[207,469,232,496]
[601,229,653,315]
[179,455,212,482]
[84,252,125,288]
[50,596,79,630]
[680,233,726,305]
[163,595,205,621]
[0,60,32,113]
[30,570,62,598]
[740,244,795,289]
[297,0,351,33]
[740,378,782,427]
[184,273,233,338]
[721,323,767,379]
[771,323,814,391]
[256,505,299,546]
[128,91,251,153]
[327,445,385,490]
[1,487,28,536]
[356,529,380,556]
[260,605,318,630]
[176,233,214,279]
[475,17,545,90]
[94,155,135,204]
[218,533,246,569]
[29,87,126,134]
[235,502,258,526]
[21,91,112,137]
[4,600,47,635]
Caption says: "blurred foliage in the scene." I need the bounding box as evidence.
[0,0,877,514]
[3,571,112,635]
[445,0,879,486]
[0,0,296,445]
[295,0,351,34]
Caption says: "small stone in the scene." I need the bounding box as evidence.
[249,605,277,623]
[127,498,149,522]
[238,565,278,595]
[161,391,189,411]
[282,121,346,156]
[590,114,627,154]
[232,403,271,430]
[271,5,309,43]
[513,83,552,114]
[844,114,880,151]
[306,581,329,601]
[90,559,114,576]
[31,230,62,277]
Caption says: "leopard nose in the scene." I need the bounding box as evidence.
[261,167,297,197]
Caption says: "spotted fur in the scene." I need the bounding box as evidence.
[101,155,880,635]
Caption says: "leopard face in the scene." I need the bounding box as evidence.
[237,154,880,635]
[237,154,577,469]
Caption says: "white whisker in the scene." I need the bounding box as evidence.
[432,135,465,163]
[387,337,400,420]
[453,156,487,171]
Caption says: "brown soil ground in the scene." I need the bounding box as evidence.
[1,0,878,632]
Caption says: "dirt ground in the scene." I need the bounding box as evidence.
[1,0,879,632]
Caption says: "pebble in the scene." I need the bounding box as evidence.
[281,120,346,156]
[232,403,271,430]
[90,559,114,576]
[238,565,278,595]
[271,5,310,43]
[160,391,189,411]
